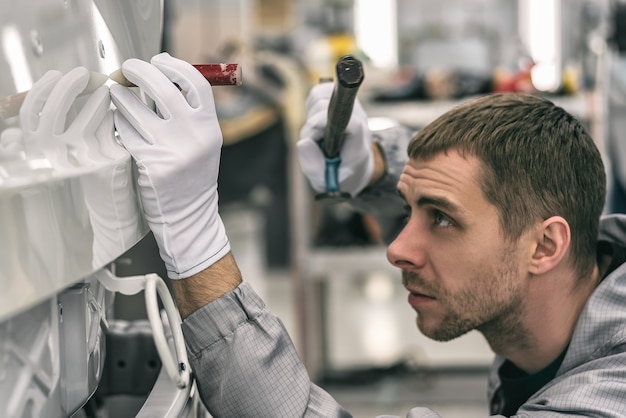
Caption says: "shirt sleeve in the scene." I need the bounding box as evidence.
[181,282,352,417]
[181,282,449,418]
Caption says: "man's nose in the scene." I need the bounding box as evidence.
[386,218,427,270]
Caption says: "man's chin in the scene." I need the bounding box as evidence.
[416,317,473,342]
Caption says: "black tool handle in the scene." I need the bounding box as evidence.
[322,55,365,158]
[315,55,364,202]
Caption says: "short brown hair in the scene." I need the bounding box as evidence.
[407,93,606,279]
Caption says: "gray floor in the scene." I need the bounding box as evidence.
[320,371,490,417]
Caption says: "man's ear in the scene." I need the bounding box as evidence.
[529,216,571,275]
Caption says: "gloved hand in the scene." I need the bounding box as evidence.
[80,109,143,269]
[3,68,119,276]
[297,82,374,197]
[1,68,112,187]
[19,67,111,172]
[0,127,23,154]
[110,52,230,280]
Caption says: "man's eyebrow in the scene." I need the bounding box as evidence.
[417,196,459,213]
[396,189,459,213]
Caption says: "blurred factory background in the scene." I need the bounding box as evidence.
[152,0,620,415]
[1,0,625,417]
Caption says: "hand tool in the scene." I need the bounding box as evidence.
[316,54,365,202]
[0,64,242,120]
[108,63,242,87]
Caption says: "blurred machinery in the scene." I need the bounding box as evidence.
[0,1,203,417]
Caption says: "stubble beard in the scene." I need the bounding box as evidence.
[404,247,526,344]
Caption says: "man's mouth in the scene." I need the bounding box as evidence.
[402,271,438,307]
[406,288,436,308]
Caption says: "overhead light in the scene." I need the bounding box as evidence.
[2,25,33,93]
[354,0,398,69]
[519,0,562,92]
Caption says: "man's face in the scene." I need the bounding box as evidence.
[387,150,529,342]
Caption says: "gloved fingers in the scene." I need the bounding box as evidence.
[38,67,90,136]
[300,110,328,143]
[117,57,186,120]
[300,115,365,155]
[296,137,325,191]
[110,83,159,145]
[68,85,111,137]
[351,98,369,120]
[305,97,331,119]
[96,110,129,161]
[151,52,216,113]
[305,82,334,110]
[113,109,152,158]
[19,70,62,133]
[0,127,25,158]
[343,116,370,149]
[304,96,365,130]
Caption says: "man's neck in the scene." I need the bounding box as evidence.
[484,266,599,374]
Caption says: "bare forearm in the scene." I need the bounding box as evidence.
[171,252,242,319]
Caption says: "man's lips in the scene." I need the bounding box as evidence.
[406,289,436,308]
[402,272,437,308]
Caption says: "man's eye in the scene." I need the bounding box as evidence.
[434,211,453,227]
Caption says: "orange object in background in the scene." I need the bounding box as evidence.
[492,61,535,93]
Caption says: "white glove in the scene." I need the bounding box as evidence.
[110,52,230,280]
[19,67,111,172]
[80,110,143,269]
[0,127,25,160]
[297,82,374,196]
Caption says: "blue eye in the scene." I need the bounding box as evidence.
[434,211,453,227]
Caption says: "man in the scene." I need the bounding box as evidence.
[110,53,626,417]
